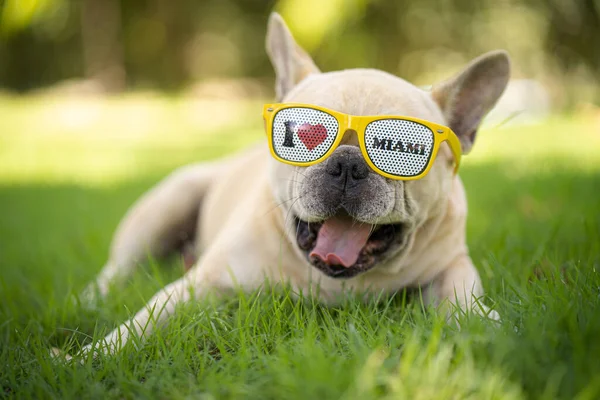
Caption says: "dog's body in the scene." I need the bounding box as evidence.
[72,14,509,357]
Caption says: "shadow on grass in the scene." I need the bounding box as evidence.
[0,160,599,399]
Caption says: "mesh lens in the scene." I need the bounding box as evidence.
[271,107,338,163]
[364,119,435,177]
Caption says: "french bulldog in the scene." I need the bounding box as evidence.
[64,12,510,358]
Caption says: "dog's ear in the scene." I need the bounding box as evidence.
[432,50,510,154]
[266,12,320,101]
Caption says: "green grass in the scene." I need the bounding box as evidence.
[1,94,599,399]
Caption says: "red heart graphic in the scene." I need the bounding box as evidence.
[297,123,327,151]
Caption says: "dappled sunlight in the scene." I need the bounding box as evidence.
[50,98,103,130]
[1,94,599,187]
[1,1,599,398]
[0,94,265,185]
[467,115,600,173]
[279,0,368,51]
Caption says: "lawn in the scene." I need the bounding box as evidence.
[1,94,599,399]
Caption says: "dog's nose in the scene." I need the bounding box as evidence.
[325,147,369,190]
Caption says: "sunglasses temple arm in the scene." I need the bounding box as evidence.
[445,130,462,174]
[263,104,277,136]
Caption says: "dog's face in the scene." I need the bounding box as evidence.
[265,14,510,279]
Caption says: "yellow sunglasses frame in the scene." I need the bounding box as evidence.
[263,103,462,180]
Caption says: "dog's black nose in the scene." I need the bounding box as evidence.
[325,147,369,190]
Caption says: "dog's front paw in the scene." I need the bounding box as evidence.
[50,347,76,364]
[422,283,500,323]
[470,300,501,321]
[439,301,501,329]
[50,343,100,365]
[443,297,501,327]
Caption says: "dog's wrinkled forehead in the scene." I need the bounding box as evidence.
[283,69,446,124]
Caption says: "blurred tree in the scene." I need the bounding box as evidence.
[545,0,600,74]
[81,0,125,91]
[0,0,598,105]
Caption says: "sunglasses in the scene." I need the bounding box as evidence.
[263,103,462,180]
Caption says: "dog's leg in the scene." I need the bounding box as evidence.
[82,274,198,356]
[73,237,260,359]
[80,270,205,357]
[421,255,499,320]
[81,162,222,304]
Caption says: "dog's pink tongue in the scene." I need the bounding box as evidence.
[310,217,372,267]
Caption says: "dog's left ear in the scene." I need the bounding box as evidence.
[266,12,321,101]
[432,50,510,154]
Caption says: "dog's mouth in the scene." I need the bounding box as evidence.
[295,214,404,279]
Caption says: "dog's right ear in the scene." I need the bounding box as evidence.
[266,12,320,101]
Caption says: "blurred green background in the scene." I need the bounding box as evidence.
[1,2,600,398]
[0,0,599,185]
[1,0,599,107]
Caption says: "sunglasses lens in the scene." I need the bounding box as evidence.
[364,119,435,177]
[271,107,338,163]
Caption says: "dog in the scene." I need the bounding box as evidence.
[63,13,510,358]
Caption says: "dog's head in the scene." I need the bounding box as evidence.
[265,13,510,279]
